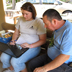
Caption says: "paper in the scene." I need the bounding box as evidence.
[16,36,26,44]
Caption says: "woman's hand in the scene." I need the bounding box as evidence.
[21,43,30,48]
[10,40,16,45]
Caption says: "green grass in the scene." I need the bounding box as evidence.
[7,6,12,9]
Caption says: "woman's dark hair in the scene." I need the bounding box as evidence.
[43,9,62,22]
[21,2,37,19]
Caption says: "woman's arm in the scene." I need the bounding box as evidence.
[30,34,46,48]
[21,34,46,48]
[10,28,20,45]
[11,28,20,41]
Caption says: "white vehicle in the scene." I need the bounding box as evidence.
[54,1,72,14]
[15,0,72,18]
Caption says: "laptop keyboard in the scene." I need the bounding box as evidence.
[16,44,22,50]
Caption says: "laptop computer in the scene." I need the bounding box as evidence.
[0,42,29,58]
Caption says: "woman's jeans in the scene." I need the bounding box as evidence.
[1,47,41,72]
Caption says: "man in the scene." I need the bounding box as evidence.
[28,9,72,72]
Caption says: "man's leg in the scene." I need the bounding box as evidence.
[28,53,72,72]
[28,54,52,72]
[48,63,72,72]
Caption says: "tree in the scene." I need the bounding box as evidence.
[12,0,16,10]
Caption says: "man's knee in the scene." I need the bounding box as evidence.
[28,60,35,72]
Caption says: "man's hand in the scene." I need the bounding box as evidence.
[33,67,46,72]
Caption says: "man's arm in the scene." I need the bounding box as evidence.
[34,54,70,72]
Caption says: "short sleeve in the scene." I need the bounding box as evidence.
[36,19,46,35]
[60,28,72,55]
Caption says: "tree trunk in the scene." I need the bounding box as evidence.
[12,0,16,10]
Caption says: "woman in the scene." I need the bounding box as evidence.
[1,2,46,72]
